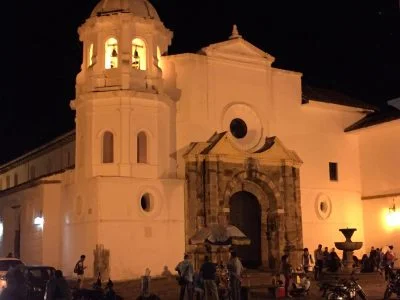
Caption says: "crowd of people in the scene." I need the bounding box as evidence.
[312,244,397,280]
[276,244,399,298]
[314,244,397,279]
[175,251,243,300]
[0,244,396,299]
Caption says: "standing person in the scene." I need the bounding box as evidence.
[280,255,293,297]
[199,256,219,300]
[322,247,329,267]
[328,248,341,272]
[383,245,397,280]
[302,248,314,273]
[227,251,243,300]
[314,244,324,280]
[0,266,27,300]
[375,248,382,271]
[74,255,87,289]
[369,246,377,270]
[386,245,397,267]
[175,254,194,300]
[45,269,72,300]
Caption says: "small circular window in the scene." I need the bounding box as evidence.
[140,193,154,212]
[315,194,332,220]
[230,118,247,139]
[320,202,328,213]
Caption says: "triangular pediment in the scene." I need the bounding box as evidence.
[184,132,302,167]
[200,37,275,66]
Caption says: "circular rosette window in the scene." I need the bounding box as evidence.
[315,193,332,220]
[221,104,263,151]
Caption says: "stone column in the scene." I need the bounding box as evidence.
[281,165,302,268]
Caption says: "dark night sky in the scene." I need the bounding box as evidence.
[1,0,399,164]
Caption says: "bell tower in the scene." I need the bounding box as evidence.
[70,0,175,179]
[67,0,184,280]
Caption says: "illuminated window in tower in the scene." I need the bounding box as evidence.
[132,38,146,70]
[105,38,118,69]
[88,43,94,68]
[102,131,114,163]
[137,131,148,163]
[156,46,162,69]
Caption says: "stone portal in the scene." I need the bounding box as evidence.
[184,132,304,270]
[230,191,261,268]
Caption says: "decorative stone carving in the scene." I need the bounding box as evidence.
[184,132,303,271]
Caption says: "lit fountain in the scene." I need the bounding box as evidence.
[334,228,363,272]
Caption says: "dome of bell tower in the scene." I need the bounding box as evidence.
[91,0,160,20]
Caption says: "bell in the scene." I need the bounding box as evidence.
[134,48,139,59]
[111,48,118,58]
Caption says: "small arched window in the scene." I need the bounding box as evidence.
[105,37,118,69]
[102,131,114,163]
[88,43,94,68]
[132,38,146,70]
[137,132,148,163]
[14,173,18,186]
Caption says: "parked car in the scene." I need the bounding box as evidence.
[21,265,56,300]
[0,257,25,292]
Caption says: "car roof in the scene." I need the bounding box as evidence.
[23,265,55,269]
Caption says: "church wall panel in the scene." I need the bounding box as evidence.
[301,188,365,258]
[93,176,185,280]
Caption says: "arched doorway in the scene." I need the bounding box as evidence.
[229,191,261,268]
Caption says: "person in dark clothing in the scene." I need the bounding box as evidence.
[327,248,341,272]
[369,247,377,270]
[360,254,373,273]
[280,255,293,297]
[175,254,194,300]
[199,256,219,300]
[0,266,27,300]
[74,255,87,289]
[314,244,324,280]
[45,269,72,300]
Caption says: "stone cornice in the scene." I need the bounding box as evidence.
[362,192,400,200]
[0,176,64,198]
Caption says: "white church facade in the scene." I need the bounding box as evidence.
[0,0,399,280]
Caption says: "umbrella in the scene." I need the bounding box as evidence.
[189,224,250,246]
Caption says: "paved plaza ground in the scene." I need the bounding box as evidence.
[77,270,390,299]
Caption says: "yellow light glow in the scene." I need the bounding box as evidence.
[386,211,400,227]
[157,46,162,70]
[88,43,94,68]
[132,38,146,70]
[105,37,118,69]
